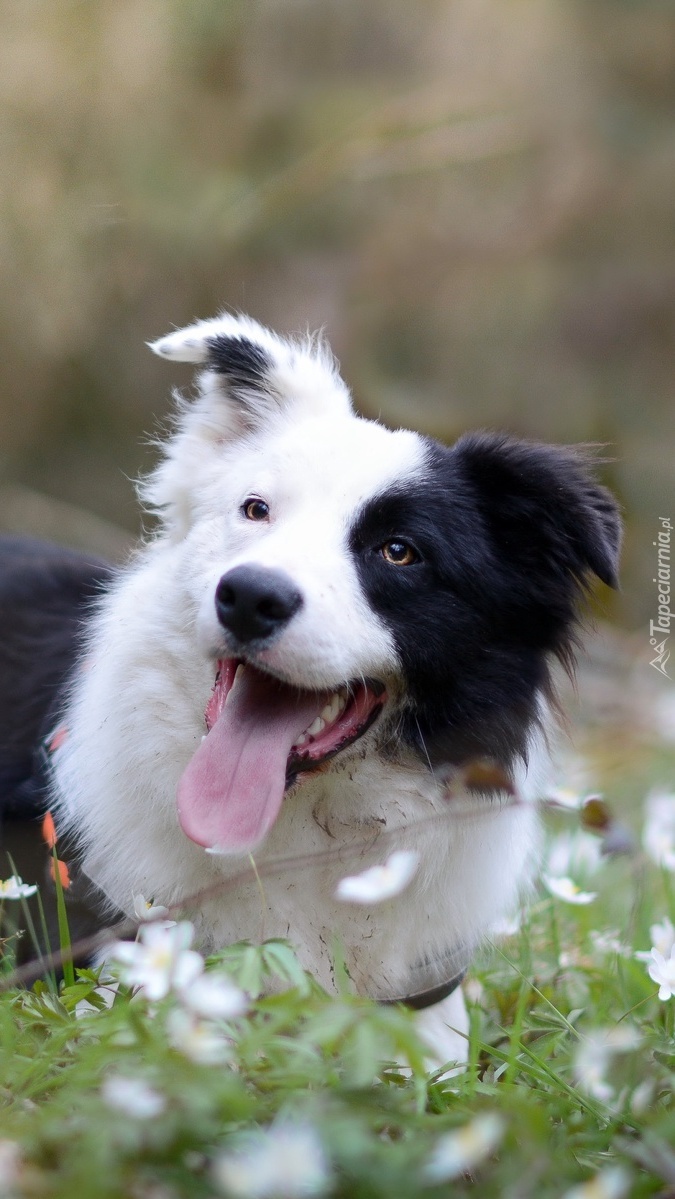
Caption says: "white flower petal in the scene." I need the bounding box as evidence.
[630,1079,653,1115]
[562,1166,630,1199]
[490,911,523,938]
[650,916,675,956]
[544,787,584,810]
[102,1076,165,1119]
[464,978,485,1005]
[635,917,675,962]
[546,831,602,879]
[138,919,194,953]
[167,1009,232,1065]
[213,1123,331,1198]
[180,973,248,1020]
[647,946,675,1000]
[172,950,205,991]
[574,1025,640,1103]
[0,875,38,900]
[335,850,419,904]
[590,930,631,957]
[604,1024,641,1052]
[109,921,203,1001]
[543,876,597,905]
[110,941,142,965]
[133,894,171,922]
[425,1114,504,1183]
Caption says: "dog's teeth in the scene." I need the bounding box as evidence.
[295,732,308,747]
[319,691,347,725]
[306,716,326,737]
[225,663,245,706]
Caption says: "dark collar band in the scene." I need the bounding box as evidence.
[379,968,466,1010]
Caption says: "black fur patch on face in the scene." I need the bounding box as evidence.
[207,335,272,400]
[349,432,621,770]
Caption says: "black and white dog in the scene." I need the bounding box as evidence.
[0,314,620,1064]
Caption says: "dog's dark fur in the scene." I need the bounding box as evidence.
[0,537,110,821]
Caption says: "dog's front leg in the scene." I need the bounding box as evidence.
[413,988,470,1074]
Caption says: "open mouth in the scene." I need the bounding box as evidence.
[206,660,386,779]
[176,658,386,854]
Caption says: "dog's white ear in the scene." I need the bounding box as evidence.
[143,314,352,538]
[149,314,277,365]
[148,313,352,432]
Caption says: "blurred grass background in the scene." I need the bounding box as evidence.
[0,0,673,629]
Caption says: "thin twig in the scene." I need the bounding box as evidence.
[2,776,524,991]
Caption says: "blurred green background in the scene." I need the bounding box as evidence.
[0,0,673,630]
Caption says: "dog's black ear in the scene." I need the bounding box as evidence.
[200,334,273,405]
[452,432,622,592]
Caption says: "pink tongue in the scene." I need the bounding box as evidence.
[177,667,326,853]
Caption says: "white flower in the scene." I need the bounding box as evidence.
[424,1113,504,1183]
[546,830,602,880]
[647,947,675,1000]
[589,930,631,957]
[101,1076,166,1119]
[133,894,172,923]
[166,1008,233,1065]
[464,978,485,1005]
[573,1026,640,1104]
[489,911,522,938]
[601,1026,642,1055]
[544,786,584,810]
[559,948,586,968]
[635,916,675,961]
[181,972,247,1021]
[642,789,675,871]
[214,1122,332,1198]
[562,1166,630,1199]
[650,916,675,955]
[335,850,419,904]
[574,1035,612,1102]
[630,1079,653,1115]
[111,921,203,1001]
[543,830,602,904]
[543,876,597,905]
[0,875,38,900]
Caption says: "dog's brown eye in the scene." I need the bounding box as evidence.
[381,540,418,566]
[242,498,270,522]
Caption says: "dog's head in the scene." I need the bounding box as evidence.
[147,314,621,854]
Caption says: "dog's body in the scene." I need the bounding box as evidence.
[0,314,620,1064]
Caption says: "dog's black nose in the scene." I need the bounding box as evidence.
[215,565,303,644]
